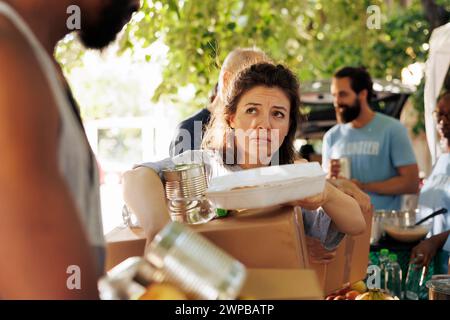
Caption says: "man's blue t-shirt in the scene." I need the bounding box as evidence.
[322,112,417,210]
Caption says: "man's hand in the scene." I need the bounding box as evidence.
[328,159,341,179]
[328,178,372,214]
[306,236,337,264]
[410,231,450,273]
[350,179,364,190]
[410,238,440,273]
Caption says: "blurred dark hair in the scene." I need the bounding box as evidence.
[437,91,450,143]
[334,66,374,103]
[202,63,301,165]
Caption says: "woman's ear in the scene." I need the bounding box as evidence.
[228,114,236,129]
[219,70,232,100]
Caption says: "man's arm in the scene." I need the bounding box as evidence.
[357,164,419,195]
[355,121,419,196]
[0,37,99,299]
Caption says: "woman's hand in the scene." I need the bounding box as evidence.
[328,178,372,214]
[288,181,366,236]
[287,182,330,211]
[306,236,337,264]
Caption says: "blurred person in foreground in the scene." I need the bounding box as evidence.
[0,0,140,299]
[411,92,450,274]
[322,66,419,211]
[169,47,271,156]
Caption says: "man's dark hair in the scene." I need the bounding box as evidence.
[333,67,374,103]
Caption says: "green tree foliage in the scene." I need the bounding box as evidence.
[57,0,435,120]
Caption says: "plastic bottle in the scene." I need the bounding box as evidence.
[378,248,390,288]
[404,260,426,300]
[385,253,402,298]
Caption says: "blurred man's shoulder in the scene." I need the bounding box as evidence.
[324,123,345,139]
[177,108,211,130]
[0,19,59,129]
[375,112,407,130]
[0,19,38,81]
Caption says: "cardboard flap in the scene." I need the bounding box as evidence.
[241,269,323,300]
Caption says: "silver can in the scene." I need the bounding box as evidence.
[147,222,247,300]
[162,164,215,224]
[98,257,163,300]
[338,157,351,179]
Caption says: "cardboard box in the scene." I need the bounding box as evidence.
[105,206,372,296]
[105,227,146,271]
[241,269,323,300]
[105,206,308,270]
[190,206,309,268]
[310,209,373,294]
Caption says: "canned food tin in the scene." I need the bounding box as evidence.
[147,222,247,300]
[338,157,351,179]
[162,164,215,224]
[98,257,163,300]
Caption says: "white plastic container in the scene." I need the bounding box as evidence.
[205,162,326,210]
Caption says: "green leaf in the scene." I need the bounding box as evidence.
[168,0,181,19]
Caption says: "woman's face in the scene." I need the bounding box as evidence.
[229,86,291,168]
[436,99,450,152]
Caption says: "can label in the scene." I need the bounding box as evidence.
[339,157,351,179]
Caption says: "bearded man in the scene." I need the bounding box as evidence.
[322,66,419,211]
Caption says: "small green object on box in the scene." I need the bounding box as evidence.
[215,208,228,218]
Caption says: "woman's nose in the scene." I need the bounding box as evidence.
[256,115,272,130]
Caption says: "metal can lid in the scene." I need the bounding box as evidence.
[162,163,206,182]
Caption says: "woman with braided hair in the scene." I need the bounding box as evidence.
[411,92,450,274]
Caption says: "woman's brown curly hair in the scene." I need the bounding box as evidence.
[202,63,301,165]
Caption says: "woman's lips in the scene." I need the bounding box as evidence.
[250,137,272,143]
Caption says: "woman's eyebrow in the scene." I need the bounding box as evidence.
[273,106,288,111]
[245,102,262,106]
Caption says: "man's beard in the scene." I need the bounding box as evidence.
[79,0,139,50]
[336,99,361,123]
